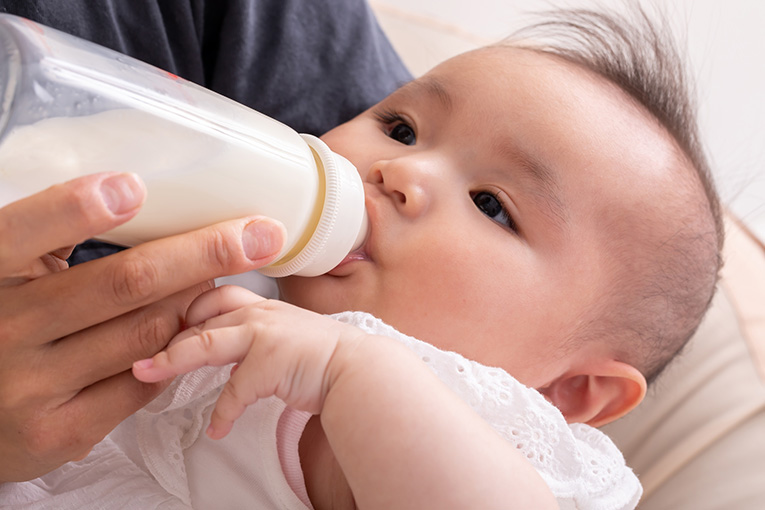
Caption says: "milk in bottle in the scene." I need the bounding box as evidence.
[0,14,367,277]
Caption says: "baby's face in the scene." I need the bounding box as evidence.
[279,47,695,388]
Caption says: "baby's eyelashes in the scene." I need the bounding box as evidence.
[374,109,417,146]
[471,190,518,233]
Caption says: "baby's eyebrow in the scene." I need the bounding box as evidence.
[496,142,569,229]
[396,76,453,113]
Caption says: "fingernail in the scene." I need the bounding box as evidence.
[101,173,145,214]
[242,219,285,261]
[133,358,154,370]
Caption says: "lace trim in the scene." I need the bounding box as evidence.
[333,311,642,510]
[136,366,231,506]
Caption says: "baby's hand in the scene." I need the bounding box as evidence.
[132,285,367,439]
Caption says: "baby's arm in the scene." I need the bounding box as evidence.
[133,285,558,510]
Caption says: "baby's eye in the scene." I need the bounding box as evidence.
[375,110,417,146]
[389,123,416,145]
[471,191,517,232]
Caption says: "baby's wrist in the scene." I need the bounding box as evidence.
[322,325,377,389]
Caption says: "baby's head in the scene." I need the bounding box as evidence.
[279,7,722,426]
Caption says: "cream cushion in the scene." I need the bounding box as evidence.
[602,213,765,509]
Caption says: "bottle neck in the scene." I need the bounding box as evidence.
[258,134,366,278]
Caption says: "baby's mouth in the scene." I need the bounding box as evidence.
[327,221,372,275]
[325,247,366,276]
[327,186,378,275]
[342,246,369,264]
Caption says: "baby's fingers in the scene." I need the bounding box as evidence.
[186,285,266,327]
[132,325,252,383]
[205,368,260,439]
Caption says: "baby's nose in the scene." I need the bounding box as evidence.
[368,158,432,218]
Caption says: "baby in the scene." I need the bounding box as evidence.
[4,6,722,510]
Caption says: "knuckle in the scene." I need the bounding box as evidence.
[21,417,75,461]
[242,303,266,323]
[205,229,238,272]
[220,380,246,410]
[172,324,217,364]
[109,252,161,305]
[196,280,215,296]
[55,182,103,233]
[261,298,282,312]
[132,306,180,357]
[197,329,217,354]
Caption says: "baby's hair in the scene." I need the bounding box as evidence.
[502,4,724,384]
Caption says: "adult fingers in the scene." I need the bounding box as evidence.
[68,369,170,441]
[1,216,286,345]
[51,246,76,260]
[0,251,71,286]
[0,172,145,276]
[19,369,171,475]
[44,283,207,394]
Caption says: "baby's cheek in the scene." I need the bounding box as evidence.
[276,276,347,314]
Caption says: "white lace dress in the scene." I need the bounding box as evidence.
[1,311,642,510]
[335,312,642,510]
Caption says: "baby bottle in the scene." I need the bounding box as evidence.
[0,14,367,277]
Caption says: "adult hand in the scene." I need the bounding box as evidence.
[0,172,285,482]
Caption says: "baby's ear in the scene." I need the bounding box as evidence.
[539,361,646,427]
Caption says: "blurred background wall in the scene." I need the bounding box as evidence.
[370,0,765,241]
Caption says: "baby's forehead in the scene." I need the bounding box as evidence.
[437,46,652,114]
[421,46,679,162]
[434,47,692,205]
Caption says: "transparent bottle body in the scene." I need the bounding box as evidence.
[0,14,366,277]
